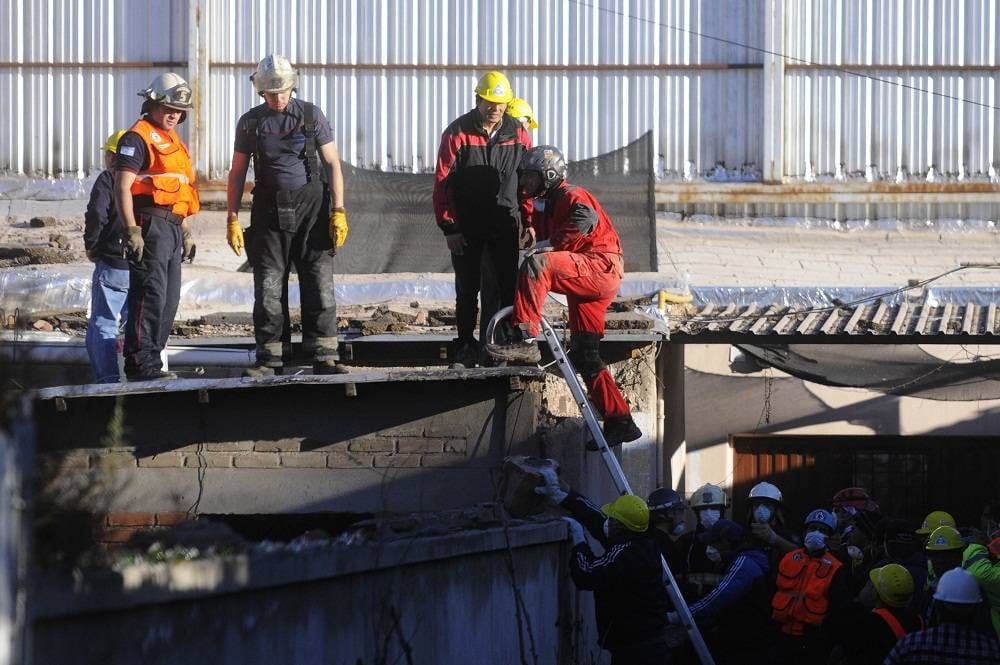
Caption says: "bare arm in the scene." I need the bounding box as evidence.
[226,151,252,219]
[114,171,138,229]
[319,141,344,209]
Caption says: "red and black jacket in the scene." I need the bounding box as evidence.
[433,110,532,234]
[535,183,623,256]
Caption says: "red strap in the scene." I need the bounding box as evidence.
[872,608,907,640]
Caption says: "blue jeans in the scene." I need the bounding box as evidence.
[86,260,129,383]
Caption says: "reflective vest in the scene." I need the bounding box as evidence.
[128,118,200,217]
[771,548,843,635]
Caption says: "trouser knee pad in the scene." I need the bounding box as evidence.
[568,332,605,380]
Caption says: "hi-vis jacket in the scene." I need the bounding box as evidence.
[127,119,200,218]
[771,548,844,635]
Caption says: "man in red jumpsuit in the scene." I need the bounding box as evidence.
[486,145,641,447]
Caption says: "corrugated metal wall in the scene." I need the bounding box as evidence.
[1,0,996,182]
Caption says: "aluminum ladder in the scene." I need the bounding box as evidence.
[487,306,715,665]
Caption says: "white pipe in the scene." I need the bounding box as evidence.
[0,342,254,368]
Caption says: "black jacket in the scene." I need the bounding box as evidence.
[83,170,127,269]
[561,490,671,652]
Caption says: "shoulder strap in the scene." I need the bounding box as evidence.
[872,608,907,640]
[299,101,325,184]
[242,105,266,166]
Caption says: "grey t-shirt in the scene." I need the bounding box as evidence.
[234,97,334,191]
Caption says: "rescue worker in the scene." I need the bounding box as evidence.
[84,129,128,383]
[830,486,882,595]
[915,509,956,548]
[114,73,199,381]
[433,71,532,367]
[744,481,798,573]
[885,568,1000,664]
[685,483,730,600]
[963,503,1000,640]
[486,145,642,446]
[646,487,690,575]
[840,563,924,664]
[769,508,850,661]
[924,524,965,616]
[226,54,348,376]
[535,467,671,663]
[858,517,928,613]
[672,519,771,664]
[506,96,538,132]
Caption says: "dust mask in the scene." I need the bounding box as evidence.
[753,505,773,524]
[699,509,721,529]
[804,530,827,553]
[672,522,686,536]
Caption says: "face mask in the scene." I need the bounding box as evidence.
[804,530,827,552]
[602,519,611,539]
[753,505,773,524]
[672,522,687,536]
[704,545,722,564]
[699,509,721,529]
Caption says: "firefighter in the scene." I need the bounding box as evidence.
[114,73,199,381]
[84,129,128,383]
[744,481,799,574]
[535,467,671,663]
[486,145,642,446]
[226,54,348,376]
[923,524,967,618]
[646,487,690,576]
[769,508,851,661]
[685,483,730,600]
[433,71,532,367]
[840,563,924,664]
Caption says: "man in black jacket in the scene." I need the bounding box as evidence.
[84,129,128,383]
[536,467,671,664]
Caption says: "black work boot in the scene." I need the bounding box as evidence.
[127,369,178,381]
[451,339,480,369]
[588,415,642,450]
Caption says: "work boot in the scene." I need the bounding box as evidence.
[242,364,278,379]
[451,340,480,369]
[485,340,541,365]
[596,415,642,450]
[313,359,349,375]
[127,369,178,381]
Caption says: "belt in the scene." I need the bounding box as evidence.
[138,207,184,225]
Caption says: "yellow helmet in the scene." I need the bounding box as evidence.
[925,525,963,551]
[602,495,649,533]
[868,563,914,607]
[917,510,956,535]
[506,97,538,129]
[102,129,127,154]
[474,71,514,104]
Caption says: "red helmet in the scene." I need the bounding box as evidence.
[831,487,878,512]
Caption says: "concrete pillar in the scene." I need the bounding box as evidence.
[659,344,686,494]
[762,0,785,183]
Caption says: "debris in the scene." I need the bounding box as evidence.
[29,216,57,228]
[499,455,562,518]
[32,319,54,332]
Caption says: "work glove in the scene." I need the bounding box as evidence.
[533,466,568,505]
[329,208,349,249]
[846,545,864,565]
[561,517,586,546]
[445,232,466,256]
[125,225,144,261]
[181,229,197,264]
[226,216,244,256]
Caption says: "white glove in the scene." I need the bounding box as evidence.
[534,466,568,504]
[847,545,864,563]
[561,517,586,545]
[666,611,680,625]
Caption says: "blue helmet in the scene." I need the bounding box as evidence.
[804,508,837,532]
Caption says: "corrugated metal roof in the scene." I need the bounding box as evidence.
[672,301,1000,340]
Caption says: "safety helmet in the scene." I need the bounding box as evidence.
[748,481,783,504]
[690,483,728,509]
[647,488,684,516]
[474,70,514,104]
[933,568,983,604]
[602,495,650,533]
[831,487,878,512]
[251,54,298,95]
[868,564,915,608]
[917,510,956,535]
[804,508,838,533]
[506,97,538,129]
[101,129,127,154]
[138,72,193,111]
[519,146,567,192]
[925,525,964,551]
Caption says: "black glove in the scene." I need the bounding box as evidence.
[125,226,144,261]
[181,229,197,264]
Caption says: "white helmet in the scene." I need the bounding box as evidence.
[690,483,728,509]
[748,481,783,504]
[251,54,298,95]
[138,72,193,111]
[933,569,983,604]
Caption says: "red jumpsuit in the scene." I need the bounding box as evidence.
[514,183,630,419]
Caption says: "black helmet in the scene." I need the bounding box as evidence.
[647,488,684,519]
[519,145,567,192]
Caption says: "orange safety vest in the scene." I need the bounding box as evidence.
[771,548,843,635]
[127,118,200,218]
[871,607,924,640]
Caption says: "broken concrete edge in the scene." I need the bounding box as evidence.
[31,366,548,401]
[32,519,568,620]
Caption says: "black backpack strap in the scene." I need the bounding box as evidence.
[300,101,326,185]
[242,105,266,168]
